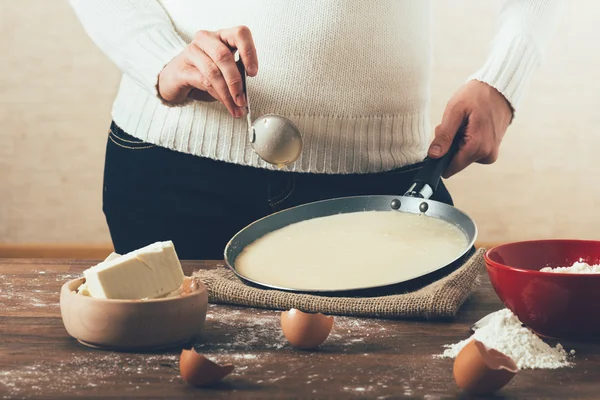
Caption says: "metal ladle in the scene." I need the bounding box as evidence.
[238,61,303,167]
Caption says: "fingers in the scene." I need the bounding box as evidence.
[478,149,499,165]
[441,133,477,179]
[194,31,246,109]
[428,102,466,159]
[431,81,510,177]
[180,66,216,101]
[441,118,497,179]
[182,63,226,105]
[184,41,242,117]
[218,25,258,76]
[174,26,257,118]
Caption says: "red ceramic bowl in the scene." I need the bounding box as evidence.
[485,239,600,340]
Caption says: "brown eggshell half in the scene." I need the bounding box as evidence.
[180,349,234,387]
[280,309,334,349]
[453,339,518,395]
[181,277,199,295]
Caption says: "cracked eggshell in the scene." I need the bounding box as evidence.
[453,339,518,395]
[180,349,234,387]
[280,308,334,349]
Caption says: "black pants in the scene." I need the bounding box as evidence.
[103,122,453,260]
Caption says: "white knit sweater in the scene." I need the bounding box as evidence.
[69,0,559,174]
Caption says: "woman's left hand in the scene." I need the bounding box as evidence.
[428,80,514,178]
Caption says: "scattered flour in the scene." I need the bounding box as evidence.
[0,270,78,311]
[197,304,386,354]
[540,261,600,273]
[1,300,389,397]
[343,386,374,392]
[438,309,574,369]
[0,353,180,397]
[7,266,527,398]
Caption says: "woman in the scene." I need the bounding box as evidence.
[69,0,558,259]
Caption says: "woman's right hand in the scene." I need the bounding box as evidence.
[157,26,258,118]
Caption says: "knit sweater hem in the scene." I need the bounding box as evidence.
[112,77,430,175]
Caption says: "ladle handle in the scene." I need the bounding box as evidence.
[237,59,255,143]
[404,122,465,199]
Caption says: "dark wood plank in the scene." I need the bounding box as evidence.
[0,258,598,399]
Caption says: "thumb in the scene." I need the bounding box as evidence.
[429,104,465,159]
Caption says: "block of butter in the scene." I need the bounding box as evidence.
[81,241,185,300]
[77,252,121,296]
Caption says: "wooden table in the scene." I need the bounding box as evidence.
[1,259,598,399]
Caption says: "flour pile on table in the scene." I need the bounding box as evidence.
[540,260,600,273]
[438,308,574,369]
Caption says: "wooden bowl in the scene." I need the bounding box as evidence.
[59,277,208,351]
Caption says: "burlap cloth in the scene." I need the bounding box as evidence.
[192,248,485,320]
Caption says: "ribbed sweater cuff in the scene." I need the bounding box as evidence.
[468,31,540,112]
[126,29,187,100]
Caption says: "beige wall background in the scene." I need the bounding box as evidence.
[1,0,598,246]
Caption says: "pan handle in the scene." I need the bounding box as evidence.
[404,122,465,199]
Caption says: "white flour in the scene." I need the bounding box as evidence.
[439,309,574,369]
[540,261,600,273]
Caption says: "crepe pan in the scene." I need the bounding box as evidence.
[224,136,477,297]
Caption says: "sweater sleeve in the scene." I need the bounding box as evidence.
[468,0,562,111]
[69,0,188,97]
